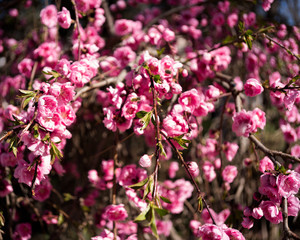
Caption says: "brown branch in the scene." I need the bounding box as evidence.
[263,34,300,62]
[160,131,217,225]
[282,197,300,240]
[249,134,300,164]
[28,61,38,90]
[149,73,161,202]
[74,77,119,100]
[71,0,81,60]
[102,0,115,36]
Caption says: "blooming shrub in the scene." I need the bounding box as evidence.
[0,0,300,240]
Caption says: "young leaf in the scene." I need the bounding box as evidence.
[153,206,169,217]
[197,196,204,213]
[136,111,148,119]
[158,142,167,157]
[160,195,172,204]
[172,135,191,149]
[140,111,153,130]
[33,124,39,138]
[149,206,158,239]
[134,204,151,222]
[128,177,149,190]
[153,74,161,84]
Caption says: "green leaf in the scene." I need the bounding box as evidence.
[158,142,167,157]
[136,111,148,119]
[153,206,169,217]
[222,35,235,44]
[50,142,63,163]
[12,146,18,157]
[197,196,203,213]
[33,124,39,138]
[149,206,158,238]
[134,204,151,222]
[63,193,75,201]
[143,176,154,200]
[257,26,275,34]
[139,111,153,130]
[153,74,161,84]
[160,195,172,204]
[19,89,35,95]
[172,135,191,149]
[244,35,252,50]
[156,47,165,57]
[22,96,33,109]
[238,21,245,32]
[245,29,253,35]
[57,213,64,225]
[128,177,149,190]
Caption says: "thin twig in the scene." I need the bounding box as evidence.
[28,61,38,90]
[149,73,161,202]
[71,0,81,60]
[160,131,217,225]
[282,197,300,240]
[263,34,300,62]
[102,0,115,36]
[249,134,300,164]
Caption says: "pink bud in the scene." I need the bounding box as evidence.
[139,154,152,168]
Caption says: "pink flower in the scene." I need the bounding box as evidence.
[92,229,120,240]
[227,13,238,28]
[113,46,136,68]
[260,201,282,224]
[222,165,238,183]
[201,208,230,226]
[118,164,147,186]
[241,217,253,229]
[284,89,299,111]
[291,145,300,157]
[33,178,52,201]
[197,224,229,240]
[40,5,57,28]
[287,195,300,217]
[252,108,266,131]
[259,157,274,173]
[202,161,216,182]
[18,58,34,78]
[188,161,199,177]
[259,173,280,202]
[115,19,133,36]
[178,88,201,113]
[57,7,72,29]
[262,0,274,11]
[223,228,245,240]
[58,104,76,126]
[252,207,263,219]
[212,12,225,26]
[0,179,13,197]
[139,154,152,168]
[244,78,264,97]
[168,161,179,178]
[15,223,31,240]
[232,110,256,137]
[162,114,188,137]
[277,171,300,198]
[105,204,128,221]
[223,142,239,161]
